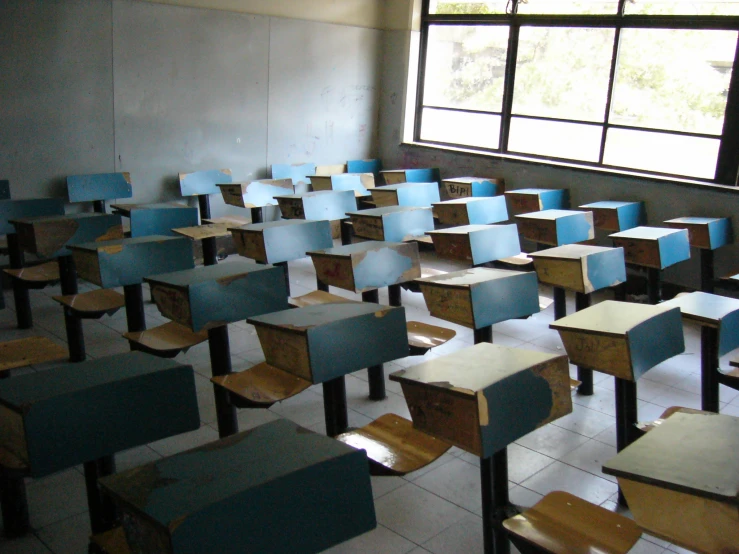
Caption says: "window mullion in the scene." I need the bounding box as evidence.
[714,33,739,184]
[499,23,520,153]
[414,0,432,142]
[599,25,622,164]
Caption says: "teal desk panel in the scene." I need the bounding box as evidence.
[272,163,316,193]
[330,173,372,197]
[664,216,733,250]
[429,224,521,266]
[433,196,509,226]
[249,303,408,383]
[231,219,333,264]
[12,213,123,258]
[529,245,626,294]
[276,190,357,221]
[0,180,10,200]
[580,201,646,232]
[179,169,232,197]
[348,206,435,242]
[347,158,382,178]
[0,351,199,477]
[218,179,295,209]
[67,173,133,203]
[516,209,594,246]
[0,198,66,236]
[69,235,195,288]
[130,205,199,237]
[373,182,440,208]
[611,226,691,270]
[443,177,502,199]
[505,188,569,215]
[146,261,289,331]
[99,419,375,554]
[381,168,441,185]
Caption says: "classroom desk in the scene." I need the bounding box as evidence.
[427,224,520,266]
[178,168,231,221]
[0,352,199,537]
[99,419,376,554]
[10,213,124,360]
[146,261,289,437]
[442,176,503,199]
[67,172,132,213]
[660,291,739,412]
[432,195,508,226]
[504,188,568,215]
[217,178,295,223]
[391,343,571,554]
[371,182,440,208]
[172,222,232,266]
[69,235,194,334]
[579,200,645,232]
[603,412,739,553]
[248,302,408,436]
[309,173,375,197]
[347,205,434,243]
[110,202,199,237]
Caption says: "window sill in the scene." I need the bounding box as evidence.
[399,141,739,195]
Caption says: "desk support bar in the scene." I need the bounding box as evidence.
[701,326,720,413]
[647,268,661,305]
[615,377,639,506]
[202,237,218,266]
[474,326,493,345]
[323,377,349,437]
[250,207,263,225]
[481,450,510,554]
[340,220,352,246]
[388,284,401,307]
[553,287,566,321]
[8,234,32,329]
[84,455,117,534]
[0,471,29,538]
[700,249,714,294]
[92,200,105,214]
[362,289,386,400]
[197,195,211,221]
[317,278,329,292]
[123,284,146,335]
[59,255,85,362]
[209,325,238,438]
[575,292,593,396]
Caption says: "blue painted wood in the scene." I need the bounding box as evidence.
[530,245,627,294]
[505,188,569,214]
[99,419,376,554]
[347,159,382,177]
[272,163,317,193]
[330,174,372,196]
[309,241,420,293]
[232,219,333,264]
[69,235,194,288]
[0,180,10,200]
[146,261,289,332]
[0,199,65,236]
[381,168,441,185]
[249,303,408,383]
[390,343,571,458]
[660,292,739,356]
[429,224,521,266]
[218,179,295,208]
[433,196,509,226]
[417,268,540,329]
[664,216,733,250]
[373,182,440,208]
[516,209,595,246]
[129,204,199,237]
[67,173,133,203]
[178,169,232,197]
[0,351,199,478]
[276,190,357,221]
[348,206,435,242]
[11,213,123,258]
[610,226,691,270]
[579,201,646,232]
[443,177,502,198]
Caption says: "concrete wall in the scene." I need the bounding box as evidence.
[0,0,382,216]
[379,29,739,290]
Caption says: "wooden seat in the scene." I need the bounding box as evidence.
[123,322,208,358]
[52,289,125,319]
[502,491,641,554]
[400,267,447,293]
[493,252,534,271]
[569,378,581,392]
[3,261,60,288]
[289,291,456,354]
[335,413,451,476]
[0,336,68,374]
[211,362,312,408]
[637,406,712,433]
[89,526,131,554]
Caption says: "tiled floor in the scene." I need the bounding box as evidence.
[1,249,736,554]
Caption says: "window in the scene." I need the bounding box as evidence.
[417,0,739,183]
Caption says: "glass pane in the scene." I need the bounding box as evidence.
[429,1,509,14]
[421,108,501,149]
[625,0,739,15]
[517,0,619,14]
[512,27,615,122]
[604,128,719,179]
[508,117,603,161]
[611,29,736,135]
[423,25,510,112]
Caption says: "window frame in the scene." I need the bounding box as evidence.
[414,0,739,184]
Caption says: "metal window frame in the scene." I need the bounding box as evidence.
[415,0,739,184]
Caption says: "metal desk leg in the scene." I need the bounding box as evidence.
[474,326,493,345]
[8,234,32,329]
[59,255,85,362]
[84,455,117,534]
[123,284,146,334]
[362,289,386,400]
[480,449,510,554]
[202,236,218,266]
[553,287,566,321]
[575,292,593,396]
[209,325,238,438]
[615,377,638,505]
[323,376,349,437]
[0,471,29,538]
[700,248,714,294]
[388,284,401,307]
[701,326,720,413]
[647,268,661,305]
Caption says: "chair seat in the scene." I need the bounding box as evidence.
[495,253,534,268]
[0,336,68,373]
[52,289,125,319]
[401,267,447,293]
[289,290,357,308]
[123,322,208,358]
[4,261,60,288]
[569,378,581,392]
[637,406,715,433]
[89,526,131,554]
[503,491,641,554]
[0,446,28,476]
[211,362,311,408]
[335,414,451,476]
